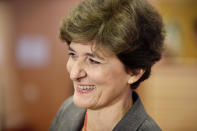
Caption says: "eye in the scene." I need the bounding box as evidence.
[88,58,101,64]
[68,52,77,59]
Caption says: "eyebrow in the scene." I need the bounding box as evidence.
[68,46,105,60]
[68,46,75,52]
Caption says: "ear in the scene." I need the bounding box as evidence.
[128,69,145,84]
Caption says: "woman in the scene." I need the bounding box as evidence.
[51,0,165,130]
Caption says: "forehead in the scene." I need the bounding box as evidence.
[69,42,114,57]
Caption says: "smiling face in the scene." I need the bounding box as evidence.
[66,42,132,110]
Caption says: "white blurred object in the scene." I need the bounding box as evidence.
[16,36,51,68]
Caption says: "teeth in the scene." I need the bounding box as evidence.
[78,85,96,90]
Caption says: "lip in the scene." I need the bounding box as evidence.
[78,84,95,86]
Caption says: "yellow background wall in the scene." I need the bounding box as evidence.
[157,1,197,59]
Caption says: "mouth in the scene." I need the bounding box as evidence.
[75,85,96,94]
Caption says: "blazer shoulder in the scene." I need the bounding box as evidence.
[58,96,75,113]
[137,118,162,131]
[53,96,75,119]
[50,96,86,131]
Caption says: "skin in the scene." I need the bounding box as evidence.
[66,42,144,131]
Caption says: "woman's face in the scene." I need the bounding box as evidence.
[67,42,132,109]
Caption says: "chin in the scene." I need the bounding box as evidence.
[73,94,92,109]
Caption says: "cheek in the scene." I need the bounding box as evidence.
[87,67,121,85]
[89,65,128,86]
[86,67,106,84]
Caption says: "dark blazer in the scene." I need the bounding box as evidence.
[50,91,161,131]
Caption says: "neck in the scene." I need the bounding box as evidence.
[85,91,133,131]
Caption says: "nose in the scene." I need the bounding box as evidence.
[69,60,86,81]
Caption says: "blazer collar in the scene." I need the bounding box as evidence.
[113,91,148,131]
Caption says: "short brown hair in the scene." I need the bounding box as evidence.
[60,0,165,89]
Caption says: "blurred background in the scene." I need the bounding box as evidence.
[0,0,197,131]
